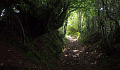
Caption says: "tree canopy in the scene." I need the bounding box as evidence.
[0,0,120,69]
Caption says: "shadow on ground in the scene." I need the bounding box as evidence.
[57,36,120,70]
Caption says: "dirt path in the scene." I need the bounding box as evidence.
[57,36,99,70]
[0,35,119,70]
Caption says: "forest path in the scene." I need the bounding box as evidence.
[57,36,99,70]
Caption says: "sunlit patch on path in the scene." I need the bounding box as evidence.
[57,36,100,70]
[57,36,86,70]
[63,35,84,58]
[66,35,77,42]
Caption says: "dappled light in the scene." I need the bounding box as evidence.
[0,0,120,70]
[66,35,77,42]
[66,11,80,38]
[57,36,104,70]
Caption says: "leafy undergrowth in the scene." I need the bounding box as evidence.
[26,31,65,69]
[0,30,65,70]
[82,32,101,46]
[80,32,120,70]
[0,31,120,70]
[56,36,120,70]
[84,42,120,70]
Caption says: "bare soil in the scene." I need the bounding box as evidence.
[57,37,109,70]
[0,35,119,70]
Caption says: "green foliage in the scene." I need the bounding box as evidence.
[1,0,120,69]
[65,0,120,55]
[58,26,65,37]
[25,30,65,68]
[66,11,80,37]
[0,0,69,68]
[3,29,66,69]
